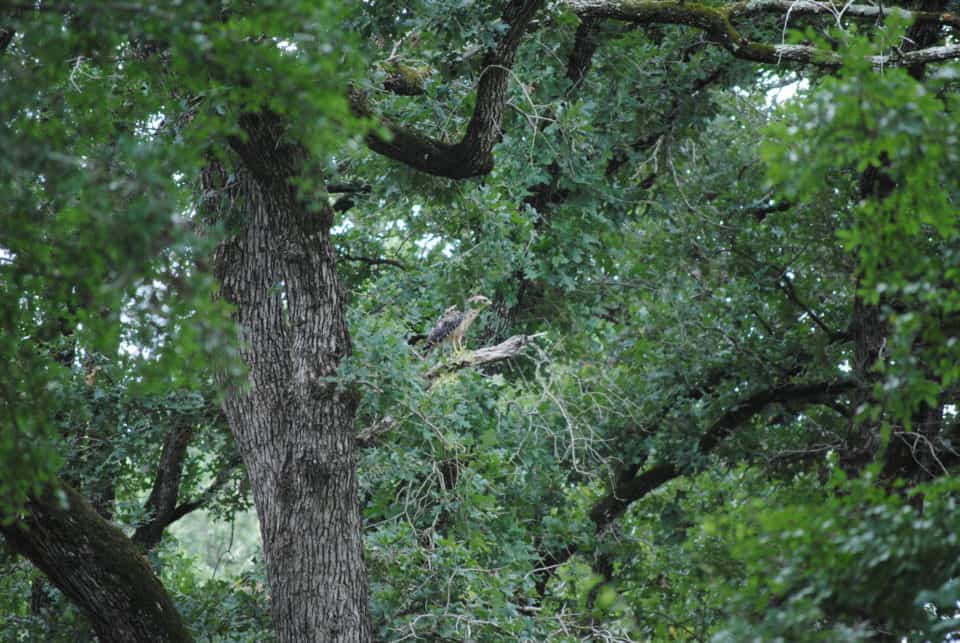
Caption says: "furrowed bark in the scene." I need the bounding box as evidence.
[208,111,371,642]
[0,485,193,643]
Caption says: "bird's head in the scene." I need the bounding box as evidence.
[467,294,492,309]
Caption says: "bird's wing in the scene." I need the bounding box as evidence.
[424,306,463,351]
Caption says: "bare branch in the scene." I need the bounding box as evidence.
[425,333,546,379]
[355,335,543,449]
[355,415,397,449]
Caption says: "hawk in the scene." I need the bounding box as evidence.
[423,294,492,353]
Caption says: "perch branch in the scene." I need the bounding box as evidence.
[426,333,546,379]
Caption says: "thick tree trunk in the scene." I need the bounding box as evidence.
[209,114,371,642]
[0,485,193,643]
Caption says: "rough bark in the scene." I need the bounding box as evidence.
[208,111,371,642]
[0,485,193,643]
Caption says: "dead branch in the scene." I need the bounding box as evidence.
[425,333,546,380]
[355,415,397,448]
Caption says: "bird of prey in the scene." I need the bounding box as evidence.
[423,294,492,353]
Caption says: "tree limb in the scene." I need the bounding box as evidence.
[747,198,793,222]
[132,452,244,550]
[339,253,408,270]
[355,0,545,179]
[0,485,193,643]
[356,335,543,448]
[165,454,244,524]
[590,378,858,526]
[565,0,960,68]
[536,377,859,595]
[726,0,960,30]
[132,424,194,550]
[131,404,243,550]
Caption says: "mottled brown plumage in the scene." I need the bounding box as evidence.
[424,295,492,353]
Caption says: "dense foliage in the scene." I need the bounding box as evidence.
[2,1,959,641]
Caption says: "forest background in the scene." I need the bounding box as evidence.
[2,0,960,641]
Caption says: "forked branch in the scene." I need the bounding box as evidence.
[356,0,545,179]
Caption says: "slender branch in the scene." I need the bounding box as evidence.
[778,275,845,342]
[589,378,857,526]
[339,253,408,270]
